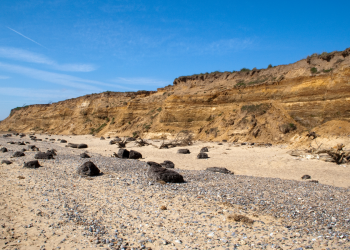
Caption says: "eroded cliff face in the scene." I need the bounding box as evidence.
[1,48,350,143]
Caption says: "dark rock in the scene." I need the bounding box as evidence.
[17,142,25,145]
[8,141,15,144]
[46,149,57,155]
[77,144,88,149]
[60,140,67,143]
[222,140,227,142]
[309,180,319,183]
[218,143,223,145]
[129,150,142,159]
[100,136,105,140]
[147,161,184,183]
[197,152,209,159]
[160,160,175,168]
[24,160,41,169]
[177,149,190,154]
[206,167,232,174]
[0,147,8,153]
[21,148,26,152]
[109,140,117,145]
[34,152,54,160]
[106,136,110,139]
[49,139,55,141]
[126,137,136,142]
[67,143,78,148]
[117,149,129,158]
[1,160,12,165]
[80,153,91,158]
[301,175,311,180]
[77,161,100,176]
[2,135,8,138]
[13,151,25,157]
[200,147,209,153]
[35,139,42,141]
[241,143,246,145]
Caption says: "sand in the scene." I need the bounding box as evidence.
[50,134,350,188]
[1,133,350,250]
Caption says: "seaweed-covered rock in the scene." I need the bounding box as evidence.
[34,152,54,160]
[147,161,184,183]
[129,150,142,159]
[177,149,190,154]
[80,153,91,158]
[67,143,78,148]
[160,160,175,168]
[13,151,25,157]
[77,161,100,176]
[24,160,41,169]
[197,152,209,159]
[200,147,209,153]
[302,175,311,180]
[117,149,129,158]
[206,167,232,174]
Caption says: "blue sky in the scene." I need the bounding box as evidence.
[0,0,349,120]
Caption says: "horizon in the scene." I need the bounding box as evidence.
[1,0,349,120]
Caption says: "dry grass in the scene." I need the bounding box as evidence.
[227,214,254,224]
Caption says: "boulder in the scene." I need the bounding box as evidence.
[200,147,209,153]
[177,149,190,154]
[13,151,25,157]
[46,149,57,155]
[80,153,91,158]
[109,140,117,145]
[34,152,54,160]
[77,144,88,149]
[147,161,184,183]
[129,150,142,159]
[0,147,8,153]
[24,160,41,169]
[160,160,175,168]
[206,167,232,174]
[77,161,100,176]
[67,143,78,148]
[117,149,129,158]
[197,152,209,159]
[301,175,311,180]
[100,136,105,140]
[1,160,12,165]
[60,139,67,143]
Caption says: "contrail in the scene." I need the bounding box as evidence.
[6,26,48,49]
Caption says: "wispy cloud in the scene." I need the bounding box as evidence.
[0,47,96,72]
[113,77,170,86]
[0,87,82,100]
[0,62,136,91]
[0,75,10,79]
[7,26,48,49]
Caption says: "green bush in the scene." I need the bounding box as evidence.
[310,67,318,74]
[157,107,162,112]
[240,68,250,72]
[267,64,273,68]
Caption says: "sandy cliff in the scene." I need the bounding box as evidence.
[1,48,350,143]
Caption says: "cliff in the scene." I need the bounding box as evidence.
[1,48,350,143]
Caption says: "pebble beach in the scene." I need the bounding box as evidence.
[1,134,350,250]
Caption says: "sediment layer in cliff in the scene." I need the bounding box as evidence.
[1,47,350,143]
